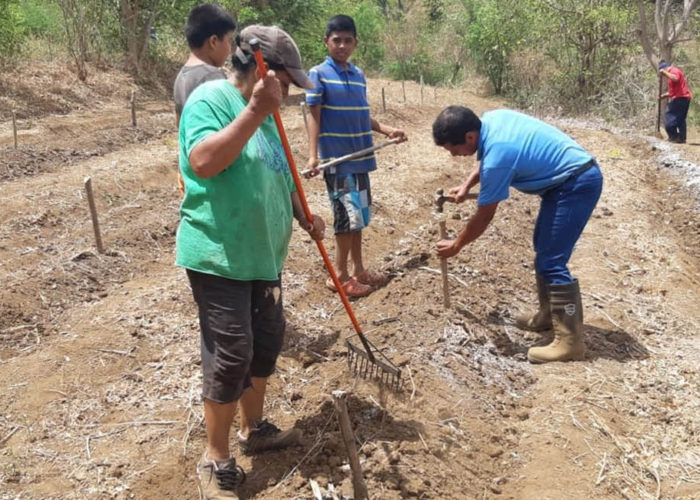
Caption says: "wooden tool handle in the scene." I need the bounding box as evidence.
[301,138,402,177]
[438,220,450,308]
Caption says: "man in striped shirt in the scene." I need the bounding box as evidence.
[306,14,407,297]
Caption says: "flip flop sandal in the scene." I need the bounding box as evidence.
[325,277,373,298]
[354,270,389,287]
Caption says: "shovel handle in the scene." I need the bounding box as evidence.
[250,41,373,359]
[302,138,402,178]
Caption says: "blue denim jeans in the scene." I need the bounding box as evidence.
[533,164,603,284]
[665,97,690,142]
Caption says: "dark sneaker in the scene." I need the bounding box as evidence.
[238,419,302,454]
[196,452,246,500]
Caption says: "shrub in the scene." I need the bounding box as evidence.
[0,1,24,60]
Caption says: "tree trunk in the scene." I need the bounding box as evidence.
[119,0,159,75]
[636,0,698,71]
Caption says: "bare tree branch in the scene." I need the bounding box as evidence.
[637,0,698,70]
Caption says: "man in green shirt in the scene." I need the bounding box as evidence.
[177,25,325,499]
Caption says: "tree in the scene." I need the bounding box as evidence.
[637,0,699,69]
[537,0,633,99]
[465,0,530,94]
[56,0,90,81]
[118,0,164,74]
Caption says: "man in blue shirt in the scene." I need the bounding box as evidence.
[305,15,406,298]
[433,106,603,364]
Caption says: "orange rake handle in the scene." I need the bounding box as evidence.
[249,40,375,361]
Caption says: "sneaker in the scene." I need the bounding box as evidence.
[196,452,246,500]
[238,419,302,454]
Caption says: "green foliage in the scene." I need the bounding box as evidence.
[464,0,531,94]
[0,0,24,58]
[332,0,385,71]
[531,0,635,110]
[20,0,63,39]
[382,1,456,84]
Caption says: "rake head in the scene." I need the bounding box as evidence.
[346,337,402,391]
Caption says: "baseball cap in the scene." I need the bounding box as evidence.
[658,61,671,70]
[238,25,314,90]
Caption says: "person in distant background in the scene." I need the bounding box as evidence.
[173,3,235,194]
[659,60,692,144]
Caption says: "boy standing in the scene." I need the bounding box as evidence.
[173,3,235,193]
[306,15,407,297]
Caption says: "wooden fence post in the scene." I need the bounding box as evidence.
[84,177,104,254]
[332,391,368,500]
[420,75,424,105]
[130,90,137,127]
[12,111,18,149]
[300,102,308,133]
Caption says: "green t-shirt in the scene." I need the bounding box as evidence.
[176,79,296,281]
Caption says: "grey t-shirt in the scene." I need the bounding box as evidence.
[173,64,227,117]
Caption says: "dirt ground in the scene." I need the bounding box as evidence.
[1,63,699,500]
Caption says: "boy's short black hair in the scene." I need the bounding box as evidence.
[325,15,357,38]
[432,106,482,145]
[185,3,236,49]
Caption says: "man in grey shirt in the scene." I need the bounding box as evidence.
[174,4,235,119]
[173,4,235,194]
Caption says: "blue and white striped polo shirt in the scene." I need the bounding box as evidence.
[306,56,376,175]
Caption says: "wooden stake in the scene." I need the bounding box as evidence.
[84,177,104,254]
[130,90,137,127]
[300,102,308,133]
[382,87,386,112]
[402,80,406,103]
[12,110,18,149]
[332,391,368,500]
[420,75,424,106]
[438,218,450,308]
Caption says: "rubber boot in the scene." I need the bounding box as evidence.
[527,280,585,363]
[515,274,552,331]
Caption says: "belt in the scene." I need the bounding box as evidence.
[541,159,597,195]
[571,159,596,177]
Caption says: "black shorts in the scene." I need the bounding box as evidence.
[186,269,285,404]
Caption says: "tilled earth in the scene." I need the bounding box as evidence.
[1,68,699,500]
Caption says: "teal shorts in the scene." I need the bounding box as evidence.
[324,172,371,234]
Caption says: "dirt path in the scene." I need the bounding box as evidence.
[1,77,699,500]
